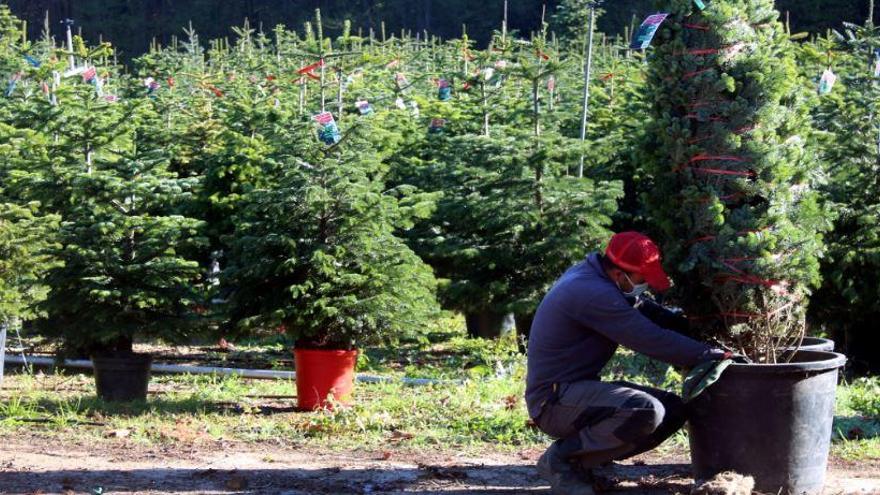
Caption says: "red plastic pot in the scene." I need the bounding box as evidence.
[293,348,358,411]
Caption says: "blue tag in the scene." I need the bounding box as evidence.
[694,0,706,10]
[630,13,670,50]
[24,55,41,67]
[319,122,341,144]
[5,73,21,97]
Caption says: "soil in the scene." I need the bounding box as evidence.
[0,436,878,495]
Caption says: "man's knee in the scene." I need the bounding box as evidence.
[611,393,665,443]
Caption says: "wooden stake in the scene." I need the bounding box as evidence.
[337,68,344,123]
[578,4,597,178]
[64,20,75,70]
[503,0,508,43]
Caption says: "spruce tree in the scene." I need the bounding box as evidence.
[641,0,829,361]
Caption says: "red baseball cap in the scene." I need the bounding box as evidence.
[605,232,672,292]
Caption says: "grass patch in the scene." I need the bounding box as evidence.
[832,376,880,460]
[0,324,877,461]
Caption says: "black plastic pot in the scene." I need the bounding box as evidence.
[465,311,515,339]
[688,350,846,495]
[794,337,835,352]
[92,353,153,402]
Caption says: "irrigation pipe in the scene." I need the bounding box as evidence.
[2,355,460,387]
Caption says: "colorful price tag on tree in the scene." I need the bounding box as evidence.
[82,66,97,83]
[144,77,161,95]
[313,111,341,145]
[428,117,446,134]
[630,13,670,50]
[818,69,837,95]
[356,99,373,115]
[438,78,452,101]
[5,72,21,97]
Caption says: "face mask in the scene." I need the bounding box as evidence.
[620,272,650,299]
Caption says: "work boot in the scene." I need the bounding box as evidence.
[536,443,597,495]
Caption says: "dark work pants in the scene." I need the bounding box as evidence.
[534,380,688,468]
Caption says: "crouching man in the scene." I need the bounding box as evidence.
[525,232,730,495]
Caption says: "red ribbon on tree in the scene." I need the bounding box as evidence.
[297,59,325,75]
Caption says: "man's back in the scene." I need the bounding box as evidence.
[525,254,619,419]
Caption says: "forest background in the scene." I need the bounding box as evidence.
[3,0,873,62]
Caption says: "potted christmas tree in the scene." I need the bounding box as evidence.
[640,1,844,492]
[225,120,439,410]
[25,84,207,402]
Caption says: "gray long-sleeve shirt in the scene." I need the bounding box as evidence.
[525,253,713,419]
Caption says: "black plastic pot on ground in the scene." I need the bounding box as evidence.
[92,353,153,402]
[465,311,515,339]
[514,313,534,353]
[688,350,846,495]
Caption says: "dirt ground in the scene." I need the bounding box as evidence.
[1,437,878,495]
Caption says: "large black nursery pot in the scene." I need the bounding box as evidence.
[688,350,846,495]
[92,353,153,402]
[793,337,835,352]
[465,311,515,339]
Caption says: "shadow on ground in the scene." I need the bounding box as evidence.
[0,463,693,494]
[25,394,302,420]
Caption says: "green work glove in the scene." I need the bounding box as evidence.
[681,358,735,403]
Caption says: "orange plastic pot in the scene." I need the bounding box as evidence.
[293,348,358,410]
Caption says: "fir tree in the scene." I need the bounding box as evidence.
[224,121,439,349]
[397,28,622,342]
[0,202,59,325]
[641,0,830,361]
[800,20,880,365]
[33,95,207,356]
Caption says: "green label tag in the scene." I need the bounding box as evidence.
[694,0,706,9]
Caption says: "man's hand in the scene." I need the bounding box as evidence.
[682,357,737,402]
[701,348,749,364]
[636,298,695,337]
